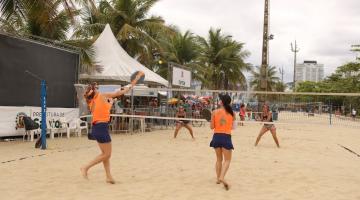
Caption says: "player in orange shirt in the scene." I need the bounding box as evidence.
[209,94,236,190]
[81,72,143,184]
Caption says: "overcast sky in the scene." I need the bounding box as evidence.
[150,0,360,83]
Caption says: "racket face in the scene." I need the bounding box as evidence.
[130,71,145,84]
[201,109,212,122]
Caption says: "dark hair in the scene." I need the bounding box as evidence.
[263,104,269,110]
[262,104,270,113]
[219,94,234,116]
[240,104,245,108]
[84,82,97,100]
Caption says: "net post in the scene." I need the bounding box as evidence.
[329,101,332,125]
[130,89,134,133]
[40,80,47,149]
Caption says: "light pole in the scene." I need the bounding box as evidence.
[291,40,300,90]
[260,0,270,91]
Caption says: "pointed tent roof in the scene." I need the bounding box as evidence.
[79,24,168,86]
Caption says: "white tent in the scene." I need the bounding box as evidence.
[79,24,168,86]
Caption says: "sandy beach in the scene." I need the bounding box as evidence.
[1,123,359,200]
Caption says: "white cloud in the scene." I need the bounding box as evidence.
[150,0,360,82]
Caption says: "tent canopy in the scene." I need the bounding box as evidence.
[79,24,168,86]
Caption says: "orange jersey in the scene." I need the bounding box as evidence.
[87,93,112,123]
[212,109,234,134]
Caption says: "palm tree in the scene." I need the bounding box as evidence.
[0,0,95,20]
[72,0,173,59]
[275,81,287,92]
[0,0,72,40]
[162,30,199,65]
[198,28,251,90]
[0,10,25,33]
[250,66,280,91]
[157,29,206,82]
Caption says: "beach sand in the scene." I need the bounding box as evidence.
[0,123,359,200]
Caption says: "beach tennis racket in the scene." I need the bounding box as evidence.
[201,109,212,122]
[130,71,145,85]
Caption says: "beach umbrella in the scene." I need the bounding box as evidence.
[168,98,179,104]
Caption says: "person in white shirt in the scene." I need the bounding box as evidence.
[351,108,357,120]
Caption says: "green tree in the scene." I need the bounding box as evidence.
[198,28,250,90]
[0,0,72,40]
[296,81,321,92]
[296,62,360,112]
[0,0,95,22]
[274,81,287,92]
[250,66,280,91]
[72,0,173,59]
[157,29,206,82]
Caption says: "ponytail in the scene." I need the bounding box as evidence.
[224,104,234,116]
[219,94,234,116]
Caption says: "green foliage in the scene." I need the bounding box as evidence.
[297,62,360,94]
[0,0,73,40]
[156,30,204,82]
[197,28,251,90]
[250,66,280,91]
[0,0,252,87]
[274,81,287,92]
[296,62,360,111]
[70,0,174,74]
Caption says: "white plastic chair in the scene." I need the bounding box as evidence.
[48,120,58,139]
[23,129,40,142]
[55,117,69,138]
[77,118,88,136]
[66,119,78,138]
[66,118,88,138]
[22,129,30,141]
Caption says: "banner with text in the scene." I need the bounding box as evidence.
[172,66,191,88]
[0,106,79,137]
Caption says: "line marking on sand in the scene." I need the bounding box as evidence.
[338,144,360,158]
[0,145,93,165]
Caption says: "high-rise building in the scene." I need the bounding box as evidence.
[295,61,324,83]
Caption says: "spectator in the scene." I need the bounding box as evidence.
[352,108,357,120]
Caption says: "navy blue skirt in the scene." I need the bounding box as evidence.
[91,123,111,143]
[210,133,234,150]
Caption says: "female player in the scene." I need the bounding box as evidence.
[239,103,246,126]
[81,72,144,184]
[173,106,194,139]
[209,94,236,190]
[254,104,280,148]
